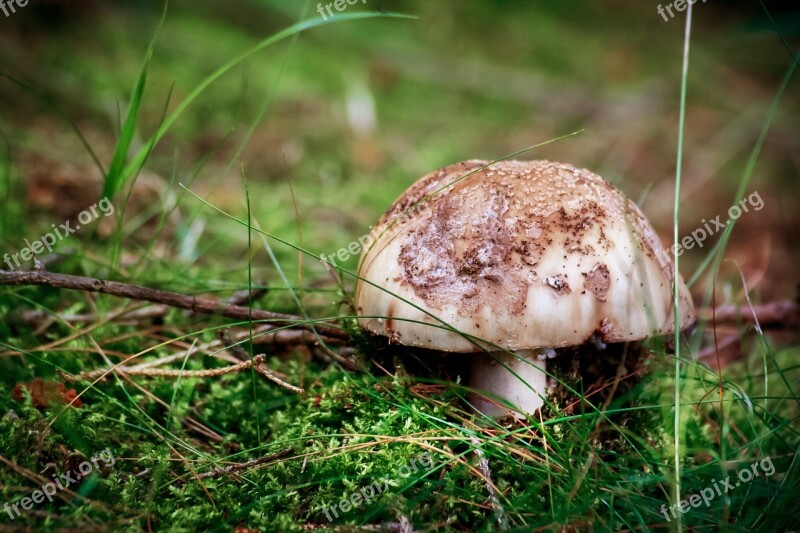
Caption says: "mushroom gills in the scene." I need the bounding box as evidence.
[469,348,554,418]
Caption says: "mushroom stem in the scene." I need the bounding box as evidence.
[469,349,551,417]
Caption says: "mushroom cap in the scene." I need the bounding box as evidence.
[355,160,695,353]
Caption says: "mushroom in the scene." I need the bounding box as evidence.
[355,160,695,417]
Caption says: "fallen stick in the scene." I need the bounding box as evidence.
[699,300,798,327]
[218,329,307,392]
[0,268,348,340]
[469,436,508,530]
[60,354,270,381]
[191,448,293,482]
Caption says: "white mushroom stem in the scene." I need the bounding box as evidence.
[469,348,554,418]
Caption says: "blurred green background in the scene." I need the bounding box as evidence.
[1,0,797,301]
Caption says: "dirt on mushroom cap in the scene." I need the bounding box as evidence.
[356,160,695,352]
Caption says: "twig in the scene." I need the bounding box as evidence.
[469,436,508,530]
[225,286,268,306]
[15,304,169,328]
[699,300,798,327]
[314,342,358,370]
[696,334,740,363]
[60,354,268,381]
[226,323,346,347]
[0,268,348,340]
[126,323,344,373]
[337,521,419,532]
[251,364,303,392]
[218,330,306,393]
[395,515,416,533]
[183,416,227,444]
[192,449,292,481]
[251,327,347,346]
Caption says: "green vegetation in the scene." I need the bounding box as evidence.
[0,1,797,531]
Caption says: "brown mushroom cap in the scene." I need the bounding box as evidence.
[355,160,695,353]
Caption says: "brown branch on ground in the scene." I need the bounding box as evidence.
[699,300,798,328]
[0,268,348,340]
[189,448,293,482]
[225,286,268,306]
[59,354,275,382]
[469,436,508,530]
[14,305,170,332]
[218,330,306,392]
[224,323,347,347]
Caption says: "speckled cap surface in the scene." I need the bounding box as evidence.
[355,160,695,352]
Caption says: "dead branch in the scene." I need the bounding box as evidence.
[222,323,347,347]
[225,286,268,306]
[218,330,306,393]
[0,268,348,340]
[699,300,798,328]
[60,354,269,381]
[469,436,508,530]
[14,305,170,332]
[191,448,292,482]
